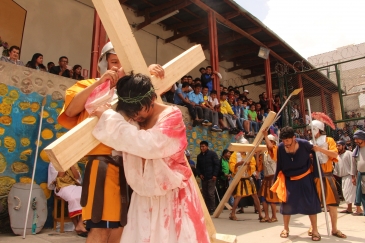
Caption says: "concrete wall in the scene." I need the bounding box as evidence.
[14,0,94,75]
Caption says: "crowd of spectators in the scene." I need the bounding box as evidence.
[166,65,285,136]
[0,45,84,81]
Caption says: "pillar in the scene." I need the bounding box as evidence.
[208,10,220,97]
[264,57,273,110]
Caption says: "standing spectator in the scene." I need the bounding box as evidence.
[47,62,55,72]
[196,141,220,215]
[0,45,24,66]
[351,130,365,216]
[201,66,222,93]
[199,67,206,75]
[259,92,269,111]
[216,149,231,206]
[305,109,311,125]
[50,56,71,78]
[71,64,84,80]
[174,82,202,127]
[26,53,47,71]
[185,149,197,177]
[334,141,363,214]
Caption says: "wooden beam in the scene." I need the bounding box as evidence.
[165,24,207,43]
[165,18,206,31]
[222,11,240,19]
[227,59,265,72]
[136,0,185,16]
[137,1,191,30]
[245,27,262,35]
[93,0,148,74]
[45,45,206,172]
[220,48,256,62]
[228,144,267,152]
[213,111,277,217]
[265,40,281,47]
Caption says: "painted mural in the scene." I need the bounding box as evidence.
[0,62,77,232]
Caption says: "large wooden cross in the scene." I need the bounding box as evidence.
[44,0,236,242]
[213,111,277,217]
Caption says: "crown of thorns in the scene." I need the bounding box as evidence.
[117,87,155,104]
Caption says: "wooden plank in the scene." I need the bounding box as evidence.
[227,144,267,153]
[45,45,205,172]
[213,111,277,218]
[92,0,148,74]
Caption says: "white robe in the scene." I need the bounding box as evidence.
[334,151,356,204]
[47,163,82,217]
[93,106,209,243]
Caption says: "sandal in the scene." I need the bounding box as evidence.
[260,218,270,223]
[339,209,353,214]
[311,233,321,241]
[236,209,244,214]
[308,227,312,236]
[229,214,238,221]
[332,230,346,238]
[270,218,278,223]
[280,229,289,238]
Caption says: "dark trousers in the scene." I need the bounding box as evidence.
[179,103,196,120]
[202,179,216,213]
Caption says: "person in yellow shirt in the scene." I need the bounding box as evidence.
[228,137,263,221]
[58,42,164,243]
[308,120,346,239]
[219,91,238,132]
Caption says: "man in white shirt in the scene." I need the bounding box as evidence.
[334,141,362,214]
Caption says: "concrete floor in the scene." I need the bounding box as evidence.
[0,203,364,243]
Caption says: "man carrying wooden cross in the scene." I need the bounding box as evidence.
[57,42,164,243]
[91,72,210,243]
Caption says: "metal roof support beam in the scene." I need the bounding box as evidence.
[165,17,206,31]
[208,10,220,95]
[221,48,256,62]
[136,0,186,16]
[137,1,191,30]
[264,56,273,110]
[227,59,265,72]
[165,24,206,43]
[297,74,306,120]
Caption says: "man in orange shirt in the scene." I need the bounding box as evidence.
[58,42,164,243]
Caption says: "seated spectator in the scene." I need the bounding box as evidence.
[0,45,24,66]
[47,62,55,72]
[188,83,207,126]
[231,98,244,132]
[47,163,87,237]
[248,104,259,136]
[174,82,202,127]
[238,99,251,133]
[26,53,46,71]
[50,56,71,78]
[219,92,239,133]
[71,65,84,80]
[202,87,221,132]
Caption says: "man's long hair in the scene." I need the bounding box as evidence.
[116,73,156,118]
